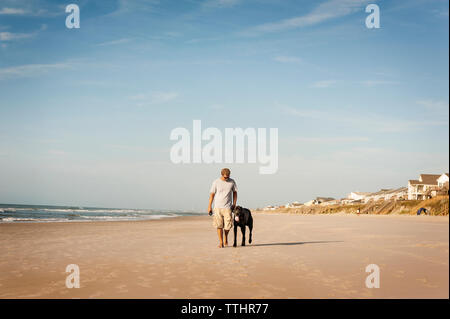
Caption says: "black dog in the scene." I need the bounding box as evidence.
[232,206,253,247]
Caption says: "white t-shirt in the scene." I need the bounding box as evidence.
[210,178,237,209]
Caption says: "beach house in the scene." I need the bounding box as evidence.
[437,173,449,189]
[285,201,303,208]
[315,197,335,204]
[320,199,341,206]
[303,199,316,206]
[348,192,371,201]
[364,187,408,202]
[407,174,442,200]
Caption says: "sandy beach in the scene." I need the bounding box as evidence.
[0,213,448,299]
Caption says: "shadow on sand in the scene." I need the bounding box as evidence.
[246,240,343,247]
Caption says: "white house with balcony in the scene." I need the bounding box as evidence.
[407,174,441,200]
[437,173,449,189]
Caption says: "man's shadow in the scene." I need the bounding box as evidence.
[247,240,343,247]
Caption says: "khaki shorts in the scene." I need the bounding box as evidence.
[213,207,233,230]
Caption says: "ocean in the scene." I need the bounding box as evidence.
[0,203,204,223]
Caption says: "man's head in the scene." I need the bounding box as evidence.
[221,168,231,180]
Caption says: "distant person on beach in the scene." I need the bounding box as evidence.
[208,168,237,248]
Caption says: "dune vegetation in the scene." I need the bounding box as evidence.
[254,196,449,216]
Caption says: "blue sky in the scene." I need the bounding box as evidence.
[0,0,448,210]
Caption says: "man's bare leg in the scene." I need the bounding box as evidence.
[224,229,229,246]
[217,228,224,248]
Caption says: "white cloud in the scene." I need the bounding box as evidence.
[310,80,337,88]
[432,8,449,18]
[274,56,302,63]
[105,144,150,152]
[0,0,68,17]
[0,4,60,17]
[203,0,240,9]
[0,24,46,42]
[109,0,160,16]
[0,63,72,79]
[283,106,325,119]
[417,100,449,112]
[283,105,448,133]
[186,36,221,44]
[296,136,369,143]
[241,0,373,36]
[96,38,133,46]
[0,7,26,15]
[0,31,33,41]
[130,91,179,106]
[361,80,400,87]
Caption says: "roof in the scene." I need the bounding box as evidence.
[409,180,420,185]
[316,197,335,201]
[368,187,407,196]
[419,174,441,185]
[369,189,391,195]
[383,187,407,194]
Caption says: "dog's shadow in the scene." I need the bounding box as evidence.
[245,240,343,247]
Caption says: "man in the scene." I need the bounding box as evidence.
[208,168,237,248]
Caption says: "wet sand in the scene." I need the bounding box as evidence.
[0,213,448,298]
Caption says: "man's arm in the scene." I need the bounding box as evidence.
[232,191,237,210]
[208,193,215,213]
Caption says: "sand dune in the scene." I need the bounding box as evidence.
[0,213,448,298]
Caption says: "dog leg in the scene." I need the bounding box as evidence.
[233,224,237,247]
[241,225,246,246]
[248,221,253,244]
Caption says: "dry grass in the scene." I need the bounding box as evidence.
[254,196,449,216]
[410,196,449,216]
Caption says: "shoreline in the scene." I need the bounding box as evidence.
[2,195,448,225]
[1,210,448,226]
[0,215,202,225]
